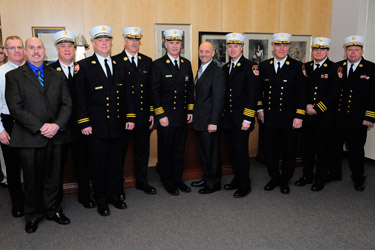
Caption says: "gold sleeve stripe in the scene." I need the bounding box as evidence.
[243,108,256,117]
[150,106,154,112]
[188,104,194,110]
[155,107,165,115]
[318,101,327,111]
[365,111,375,118]
[317,102,327,112]
[126,113,136,118]
[257,101,263,106]
[296,109,306,115]
[77,118,90,124]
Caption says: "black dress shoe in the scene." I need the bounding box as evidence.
[47,211,70,225]
[311,181,325,192]
[78,198,96,209]
[191,180,206,187]
[294,176,313,186]
[177,183,191,193]
[264,180,280,191]
[25,220,40,233]
[354,180,365,191]
[136,183,157,195]
[11,207,24,217]
[198,185,221,194]
[233,187,251,198]
[223,182,239,190]
[164,185,179,196]
[280,184,290,194]
[97,204,110,216]
[108,199,127,209]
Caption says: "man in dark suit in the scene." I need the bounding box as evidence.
[5,37,72,233]
[151,29,194,196]
[330,35,375,191]
[192,42,226,194]
[258,33,307,194]
[222,33,260,198]
[294,37,342,192]
[113,27,156,195]
[49,30,95,208]
[74,25,135,216]
[0,36,25,218]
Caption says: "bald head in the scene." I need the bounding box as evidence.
[199,41,215,65]
[25,37,45,67]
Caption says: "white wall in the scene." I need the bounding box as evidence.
[331,0,375,159]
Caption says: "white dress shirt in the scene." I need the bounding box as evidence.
[96,53,113,77]
[125,50,138,67]
[58,61,74,79]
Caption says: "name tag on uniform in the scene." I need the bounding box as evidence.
[264,79,269,81]
[283,80,288,82]
[165,75,172,78]
[95,86,103,90]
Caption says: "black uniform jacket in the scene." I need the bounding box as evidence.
[304,58,342,128]
[73,54,135,138]
[5,63,72,147]
[113,51,153,130]
[259,56,307,128]
[193,61,226,131]
[334,57,375,129]
[151,54,194,128]
[222,55,261,129]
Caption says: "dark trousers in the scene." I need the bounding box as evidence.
[0,114,24,209]
[330,127,367,182]
[223,129,251,188]
[263,126,297,185]
[18,143,66,221]
[157,126,187,187]
[123,128,151,186]
[302,125,333,182]
[90,136,124,205]
[195,130,222,187]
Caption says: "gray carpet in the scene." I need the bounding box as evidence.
[1,158,374,250]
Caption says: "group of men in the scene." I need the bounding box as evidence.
[0,26,374,234]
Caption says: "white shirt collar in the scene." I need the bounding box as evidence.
[95,53,112,77]
[200,60,212,74]
[125,50,138,66]
[274,56,288,71]
[167,53,180,67]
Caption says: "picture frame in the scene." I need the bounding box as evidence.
[289,35,312,63]
[243,33,273,64]
[154,23,192,61]
[32,26,65,63]
[198,31,229,68]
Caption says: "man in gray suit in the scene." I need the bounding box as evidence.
[191,42,226,194]
[5,37,72,233]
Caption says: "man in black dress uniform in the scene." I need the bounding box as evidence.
[329,35,375,191]
[294,37,342,191]
[74,25,135,216]
[113,27,156,195]
[50,30,95,208]
[151,29,194,196]
[191,41,226,194]
[258,33,307,194]
[222,33,260,198]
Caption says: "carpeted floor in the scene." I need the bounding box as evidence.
[0,158,374,250]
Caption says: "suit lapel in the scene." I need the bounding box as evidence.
[196,61,214,87]
[43,64,52,91]
[23,64,45,93]
[91,54,108,84]
[228,55,244,80]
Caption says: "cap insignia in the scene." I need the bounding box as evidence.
[134,28,137,32]
[64,31,68,35]
[232,34,236,38]
[102,26,106,31]
[281,34,285,38]
[319,38,323,42]
[352,36,356,40]
[173,30,177,34]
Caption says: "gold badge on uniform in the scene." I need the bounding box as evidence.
[343,62,347,66]
[359,64,363,67]
[185,75,189,81]
[252,65,259,76]
[237,62,241,67]
[124,57,128,61]
[181,59,184,63]
[166,59,170,64]
[91,61,96,64]
[138,56,142,60]
[56,67,62,71]
[286,61,290,65]
[337,67,343,78]
[270,60,273,64]
[323,63,327,67]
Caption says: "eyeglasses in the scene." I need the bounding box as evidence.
[6,46,24,51]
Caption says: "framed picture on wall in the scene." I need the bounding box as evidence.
[154,23,192,61]
[32,26,65,63]
[289,35,312,63]
[198,32,229,68]
[243,33,273,64]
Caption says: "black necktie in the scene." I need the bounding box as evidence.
[104,59,112,78]
[230,63,235,74]
[276,62,281,74]
[348,63,354,78]
[68,66,73,79]
[174,59,179,70]
[131,56,137,69]
[315,64,320,71]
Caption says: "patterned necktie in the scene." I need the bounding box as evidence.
[36,68,44,87]
[174,59,179,70]
[104,59,112,78]
[131,56,137,69]
[197,67,203,80]
[68,66,73,79]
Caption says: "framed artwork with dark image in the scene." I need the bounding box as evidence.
[154,23,192,61]
[243,33,273,64]
[32,26,65,63]
[198,32,229,68]
[289,35,312,63]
